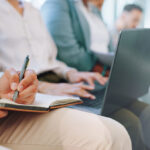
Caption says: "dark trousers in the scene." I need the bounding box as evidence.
[76,81,150,150]
[38,72,150,150]
[111,101,150,150]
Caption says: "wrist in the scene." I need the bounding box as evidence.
[66,69,78,81]
[38,81,47,93]
[38,81,57,93]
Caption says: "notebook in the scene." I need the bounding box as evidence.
[0,93,82,113]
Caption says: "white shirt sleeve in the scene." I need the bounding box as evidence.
[36,9,77,79]
[0,2,76,80]
[52,59,77,79]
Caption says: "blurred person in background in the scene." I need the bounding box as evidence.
[110,4,143,50]
[41,0,114,76]
[41,0,150,150]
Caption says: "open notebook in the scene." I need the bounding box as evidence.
[0,93,82,113]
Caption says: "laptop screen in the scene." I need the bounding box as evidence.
[101,29,150,116]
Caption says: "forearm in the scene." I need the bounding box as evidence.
[38,81,51,92]
[38,81,58,93]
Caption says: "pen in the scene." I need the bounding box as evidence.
[13,55,30,102]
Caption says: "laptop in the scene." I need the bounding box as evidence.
[101,29,150,116]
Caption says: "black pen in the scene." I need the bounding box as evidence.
[13,55,30,102]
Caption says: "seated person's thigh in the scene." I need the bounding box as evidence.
[0,108,130,150]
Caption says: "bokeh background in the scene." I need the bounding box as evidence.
[25,0,150,28]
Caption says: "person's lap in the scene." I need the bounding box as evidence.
[127,100,150,150]
[110,106,145,150]
[107,100,150,150]
[0,108,131,150]
[38,72,150,149]
[74,82,150,150]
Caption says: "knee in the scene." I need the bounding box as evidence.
[53,108,132,150]
[111,108,142,138]
[101,117,132,150]
[82,116,132,150]
[125,114,142,138]
[56,109,129,150]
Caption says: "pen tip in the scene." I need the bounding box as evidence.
[26,55,30,60]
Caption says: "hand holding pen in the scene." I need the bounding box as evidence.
[12,55,38,104]
[0,56,38,105]
[13,55,30,101]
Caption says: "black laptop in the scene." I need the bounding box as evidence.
[101,29,150,116]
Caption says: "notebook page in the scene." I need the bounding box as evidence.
[34,93,80,107]
[0,97,50,108]
[0,93,80,108]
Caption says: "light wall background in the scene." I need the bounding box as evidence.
[25,0,150,28]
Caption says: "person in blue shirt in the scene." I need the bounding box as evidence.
[41,0,113,73]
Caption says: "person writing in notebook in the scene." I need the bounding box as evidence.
[0,69,131,150]
[0,1,131,149]
[0,0,107,102]
[0,1,145,150]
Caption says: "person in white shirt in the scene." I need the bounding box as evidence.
[78,0,110,55]
[0,0,107,100]
[0,69,131,150]
[76,0,114,68]
[0,1,133,150]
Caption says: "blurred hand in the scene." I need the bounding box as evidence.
[0,68,38,118]
[38,81,96,100]
[67,70,108,88]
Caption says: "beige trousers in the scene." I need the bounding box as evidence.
[0,108,132,150]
